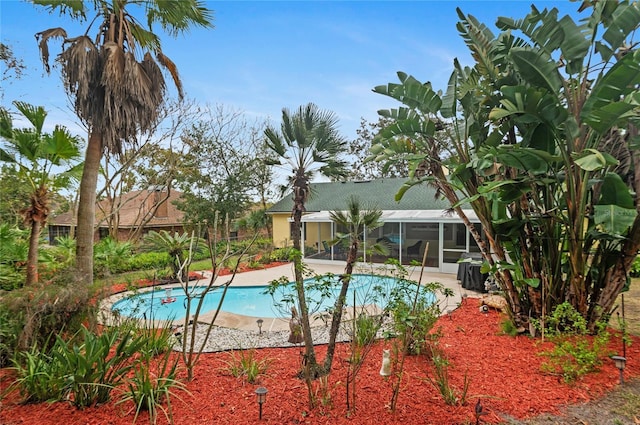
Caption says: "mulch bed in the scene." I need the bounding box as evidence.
[1,297,638,425]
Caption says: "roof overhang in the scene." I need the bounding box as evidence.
[300,209,478,222]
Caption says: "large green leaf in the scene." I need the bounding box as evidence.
[598,172,634,209]
[573,148,618,171]
[374,73,442,114]
[601,2,640,57]
[509,48,563,93]
[594,204,637,236]
[582,50,640,133]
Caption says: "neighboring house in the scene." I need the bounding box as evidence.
[267,178,482,274]
[48,188,185,243]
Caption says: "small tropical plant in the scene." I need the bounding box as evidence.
[538,303,612,383]
[223,348,270,384]
[119,350,186,425]
[425,349,469,406]
[143,230,205,282]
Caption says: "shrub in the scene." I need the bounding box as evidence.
[224,348,269,384]
[388,286,441,355]
[2,270,93,352]
[0,305,22,367]
[630,255,640,278]
[426,350,469,406]
[11,341,66,403]
[119,350,185,425]
[127,251,171,272]
[538,302,611,382]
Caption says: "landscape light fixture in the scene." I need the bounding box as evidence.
[611,355,626,385]
[255,386,268,419]
[257,319,264,335]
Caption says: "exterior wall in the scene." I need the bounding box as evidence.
[303,222,332,255]
[271,213,292,247]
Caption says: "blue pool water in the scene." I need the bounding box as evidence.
[111,274,429,321]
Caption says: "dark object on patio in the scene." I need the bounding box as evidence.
[407,240,422,256]
[322,240,331,254]
[457,252,488,292]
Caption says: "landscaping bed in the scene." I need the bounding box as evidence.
[1,298,638,424]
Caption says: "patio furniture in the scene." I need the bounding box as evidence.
[407,240,422,256]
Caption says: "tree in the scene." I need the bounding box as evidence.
[33,0,214,285]
[0,101,83,285]
[348,117,409,180]
[175,104,269,228]
[324,197,382,372]
[96,99,202,242]
[370,1,640,331]
[264,102,348,378]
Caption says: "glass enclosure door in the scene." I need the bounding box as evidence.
[442,222,469,273]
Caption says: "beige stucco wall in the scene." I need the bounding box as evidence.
[271,213,292,247]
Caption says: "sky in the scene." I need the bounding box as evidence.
[0,0,579,141]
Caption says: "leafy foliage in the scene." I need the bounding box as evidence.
[538,303,612,383]
[223,348,270,384]
[371,1,640,331]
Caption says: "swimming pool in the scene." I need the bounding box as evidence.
[111,273,430,321]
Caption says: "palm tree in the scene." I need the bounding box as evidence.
[143,230,205,283]
[264,102,348,378]
[33,0,214,285]
[324,196,382,372]
[0,102,83,285]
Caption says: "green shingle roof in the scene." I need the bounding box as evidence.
[267,178,452,213]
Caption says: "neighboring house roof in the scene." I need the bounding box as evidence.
[267,178,454,213]
[50,189,184,228]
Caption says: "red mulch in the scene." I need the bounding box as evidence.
[1,298,638,425]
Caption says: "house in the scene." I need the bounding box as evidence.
[267,178,482,274]
[48,188,185,243]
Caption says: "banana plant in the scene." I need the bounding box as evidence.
[371,1,640,330]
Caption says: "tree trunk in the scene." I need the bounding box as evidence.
[291,195,320,378]
[322,239,358,374]
[25,217,41,286]
[76,131,103,285]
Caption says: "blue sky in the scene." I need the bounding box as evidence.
[1,1,578,139]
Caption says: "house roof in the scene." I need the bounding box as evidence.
[267,178,454,214]
[50,189,184,228]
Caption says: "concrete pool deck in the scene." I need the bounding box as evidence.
[102,259,482,332]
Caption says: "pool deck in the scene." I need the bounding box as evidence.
[101,259,482,332]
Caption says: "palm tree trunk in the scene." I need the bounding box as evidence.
[25,218,41,286]
[322,239,358,374]
[292,198,320,378]
[76,131,103,285]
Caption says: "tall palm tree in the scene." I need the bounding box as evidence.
[265,102,348,378]
[33,0,214,285]
[0,101,83,285]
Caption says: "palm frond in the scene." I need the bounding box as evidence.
[35,27,68,73]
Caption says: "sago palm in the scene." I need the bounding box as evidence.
[0,101,83,285]
[33,0,214,285]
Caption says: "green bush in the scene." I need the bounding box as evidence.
[387,283,442,355]
[630,255,640,278]
[127,251,170,271]
[0,305,22,367]
[538,302,611,382]
[1,271,92,353]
